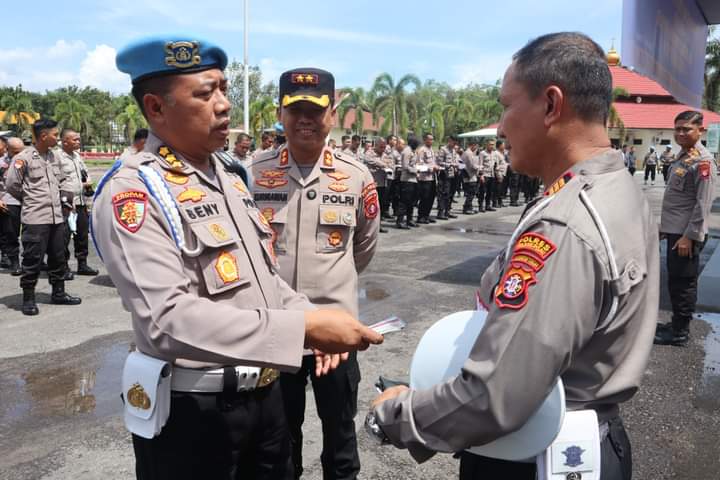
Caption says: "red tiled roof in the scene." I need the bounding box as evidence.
[610,66,671,97]
[612,102,720,129]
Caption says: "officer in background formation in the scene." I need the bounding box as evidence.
[231,132,252,168]
[643,146,658,185]
[461,140,480,214]
[253,131,276,159]
[415,133,437,223]
[385,135,402,218]
[97,37,382,480]
[251,67,380,480]
[477,138,497,212]
[342,134,361,159]
[56,129,99,277]
[5,119,82,315]
[660,145,675,184]
[655,111,717,346]
[0,136,24,275]
[396,136,419,229]
[364,136,394,231]
[493,139,508,207]
[370,32,658,480]
[435,135,459,220]
[506,141,522,206]
[120,128,148,160]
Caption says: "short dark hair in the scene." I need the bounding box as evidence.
[133,128,149,142]
[496,139,505,147]
[261,131,274,141]
[351,134,361,142]
[0,136,7,145]
[341,135,350,142]
[131,76,177,118]
[32,118,58,138]
[423,132,433,140]
[674,110,703,126]
[448,135,459,142]
[60,128,77,139]
[512,32,612,124]
[407,135,420,150]
[386,134,397,143]
[236,133,251,143]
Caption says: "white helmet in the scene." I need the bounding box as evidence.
[409,310,565,461]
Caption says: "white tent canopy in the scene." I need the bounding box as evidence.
[0,130,12,137]
[458,127,497,138]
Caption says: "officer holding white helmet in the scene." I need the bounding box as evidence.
[370,32,659,480]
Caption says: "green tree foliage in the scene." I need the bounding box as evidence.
[337,87,370,136]
[115,102,148,144]
[0,85,36,136]
[225,60,278,129]
[55,97,93,137]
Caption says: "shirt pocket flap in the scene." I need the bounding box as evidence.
[247,208,274,237]
[319,205,356,227]
[611,259,647,297]
[189,220,237,249]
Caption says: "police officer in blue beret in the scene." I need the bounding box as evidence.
[96,34,382,480]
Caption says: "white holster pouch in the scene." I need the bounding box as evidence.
[536,409,601,480]
[121,351,172,439]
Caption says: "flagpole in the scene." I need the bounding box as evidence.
[243,0,250,134]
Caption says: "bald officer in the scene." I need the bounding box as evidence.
[94,37,382,480]
[370,33,658,480]
[251,68,380,480]
[655,111,717,346]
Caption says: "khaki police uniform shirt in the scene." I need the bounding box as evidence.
[494,151,508,179]
[660,151,675,166]
[364,148,394,187]
[6,146,65,225]
[479,149,496,178]
[461,148,480,183]
[415,145,436,182]
[400,146,418,183]
[250,146,379,320]
[436,145,458,178]
[56,149,90,206]
[375,149,659,462]
[660,142,716,242]
[91,132,313,371]
[341,147,360,161]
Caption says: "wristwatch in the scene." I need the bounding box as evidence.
[364,411,390,445]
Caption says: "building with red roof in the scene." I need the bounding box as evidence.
[607,46,720,161]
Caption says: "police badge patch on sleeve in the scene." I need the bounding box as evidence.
[112,191,148,233]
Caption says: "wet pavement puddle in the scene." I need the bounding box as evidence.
[693,312,720,413]
[0,332,133,434]
[358,284,390,304]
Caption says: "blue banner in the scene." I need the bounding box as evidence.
[622,0,708,108]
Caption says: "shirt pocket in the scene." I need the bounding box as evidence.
[316,205,356,253]
[669,170,687,191]
[27,164,45,180]
[186,220,251,296]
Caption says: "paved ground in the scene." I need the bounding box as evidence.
[1,174,719,480]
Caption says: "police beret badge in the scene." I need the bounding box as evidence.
[165,41,202,69]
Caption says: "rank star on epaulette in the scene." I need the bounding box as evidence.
[544,171,574,196]
[279,149,289,167]
[176,187,206,203]
[323,151,333,167]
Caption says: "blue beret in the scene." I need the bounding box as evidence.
[116,35,228,84]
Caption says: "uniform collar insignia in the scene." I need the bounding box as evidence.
[322,150,334,168]
[544,171,574,196]
[278,148,289,167]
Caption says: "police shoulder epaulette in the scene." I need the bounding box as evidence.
[137,165,186,251]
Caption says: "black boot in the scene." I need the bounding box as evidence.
[10,258,21,276]
[447,211,458,218]
[396,216,410,230]
[654,327,689,346]
[51,282,82,305]
[485,204,496,212]
[63,264,74,281]
[76,260,99,276]
[22,288,39,316]
[0,254,10,269]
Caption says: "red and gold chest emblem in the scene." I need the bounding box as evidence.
[112,191,148,233]
[215,251,239,284]
[328,230,343,247]
[255,178,289,189]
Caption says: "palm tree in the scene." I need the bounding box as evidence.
[336,87,370,136]
[608,87,629,143]
[55,97,93,137]
[0,85,35,136]
[370,73,421,137]
[443,95,475,136]
[249,96,276,139]
[115,103,147,144]
[704,27,720,112]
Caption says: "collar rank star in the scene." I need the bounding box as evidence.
[545,171,574,196]
[323,151,333,168]
[215,251,239,284]
[279,149,289,167]
[158,146,186,171]
[176,187,206,203]
[112,191,148,233]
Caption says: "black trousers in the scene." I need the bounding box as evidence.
[644,165,656,182]
[133,381,292,480]
[463,182,477,211]
[376,186,389,218]
[666,234,705,332]
[280,354,360,480]
[494,176,506,204]
[64,205,90,264]
[417,180,436,219]
[450,174,462,202]
[478,177,495,207]
[662,164,670,183]
[628,167,636,176]
[436,172,453,214]
[0,204,21,260]
[389,177,401,216]
[459,417,632,480]
[20,223,65,289]
[398,182,418,220]
[508,169,521,204]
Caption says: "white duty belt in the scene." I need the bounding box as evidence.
[171,365,280,393]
